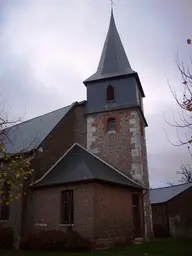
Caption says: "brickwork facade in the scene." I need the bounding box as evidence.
[94,183,137,241]
[29,181,139,245]
[21,103,87,239]
[32,103,86,180]
[87,108,153,239]
[31,183,95,239]
[1,102,153,246]
[74,102,87,148]
[0,103,87,247]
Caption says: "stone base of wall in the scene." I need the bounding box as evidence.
[92,236,134,250]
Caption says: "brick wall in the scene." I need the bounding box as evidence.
[4,103,87,247]
[31,183,95,239]
[87,108,153,239]
[94,183,136,242]
[74,103,87,148]
[140,117,154,240]
[87,109,134,177]
[32,103,86,180]
[31,109,75,180]
[27,181,143,245]
[87,109,145,181]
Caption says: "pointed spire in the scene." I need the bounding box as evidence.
[84,10,135,83]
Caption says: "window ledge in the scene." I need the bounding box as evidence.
[59,224,74,227]
[108,130,116,134]
[34,223,47,227]
[107,100,115,103]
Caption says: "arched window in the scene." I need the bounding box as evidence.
[107,85,115,102]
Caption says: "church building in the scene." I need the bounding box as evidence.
[0,10,153,247]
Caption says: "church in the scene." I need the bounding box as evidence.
[0,10,153,247]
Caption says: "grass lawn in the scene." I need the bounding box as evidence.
[1,238,192,256]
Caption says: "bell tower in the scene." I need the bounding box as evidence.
[84,10,153,239]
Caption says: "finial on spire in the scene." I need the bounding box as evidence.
[110,0,115,10]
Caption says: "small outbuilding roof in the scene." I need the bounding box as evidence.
[150,183,192,204]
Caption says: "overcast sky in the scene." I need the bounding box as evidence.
[1,0,192,187]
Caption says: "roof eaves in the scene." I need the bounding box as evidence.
[134,73,145,98]
[151,201,166,205]
[83,71,136,85]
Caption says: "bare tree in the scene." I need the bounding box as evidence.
[177,163,192,183]
[165,40,192,151]
[164,39,192,185]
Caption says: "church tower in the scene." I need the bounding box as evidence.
[84,10,153,238]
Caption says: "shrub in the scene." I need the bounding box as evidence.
[153,224,169,238]
[114,237,133,247]
[21,229,91,252]
[65,231,91,252]
[21,230,67,251]
[0,225,14,249]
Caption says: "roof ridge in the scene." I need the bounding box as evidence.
[4,102,76,131]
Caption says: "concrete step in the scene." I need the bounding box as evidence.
[134,237,145,244]
[94,238,113,250]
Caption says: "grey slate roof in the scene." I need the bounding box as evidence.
[32,143,142,189]
[84,10,135,83]
[2,103,74,154]
[150,183,192,204]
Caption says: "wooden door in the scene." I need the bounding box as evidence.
[132,194,142,237]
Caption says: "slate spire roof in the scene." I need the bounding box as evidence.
[84,9,135,83]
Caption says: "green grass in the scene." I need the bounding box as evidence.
[1,238,192,256]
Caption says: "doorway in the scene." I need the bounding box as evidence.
[132,194,142,237]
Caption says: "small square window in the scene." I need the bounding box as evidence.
[107,118,116,133]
